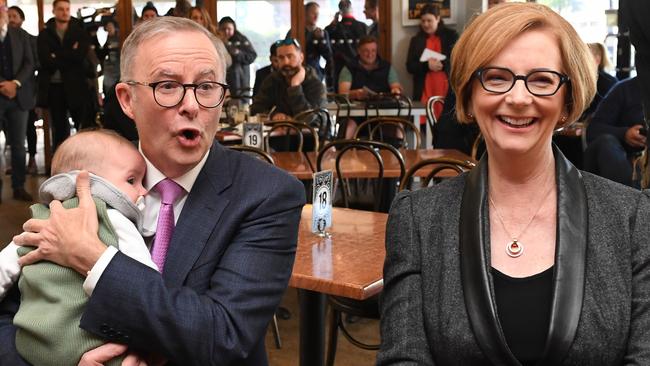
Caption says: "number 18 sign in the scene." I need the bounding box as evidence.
[312,170,333,235]
[243,122,263,149]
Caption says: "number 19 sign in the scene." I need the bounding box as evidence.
[243,122,263,149]
[312,170,333,235]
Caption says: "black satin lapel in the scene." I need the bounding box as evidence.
[538,146,587,365]
[460,158,521,366]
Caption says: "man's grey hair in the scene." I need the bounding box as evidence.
[120,17,229,83]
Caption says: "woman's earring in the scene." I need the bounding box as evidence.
[466,113,474,120]
[560,115,567,123]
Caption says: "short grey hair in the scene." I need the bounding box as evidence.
[120,17,228,82]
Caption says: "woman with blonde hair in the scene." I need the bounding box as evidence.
[189,6,218,36]
[378,3,650,365]
[582,42,618,118]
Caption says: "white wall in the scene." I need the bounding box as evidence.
[390,0,484,99]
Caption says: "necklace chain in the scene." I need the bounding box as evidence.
[488,185,554,243]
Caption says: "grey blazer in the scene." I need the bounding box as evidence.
[378,147,650,365]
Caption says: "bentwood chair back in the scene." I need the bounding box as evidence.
[293,107,333,143]
[353,117,421,149]
[264,119,319,152]
[426,96,445,146]
[317,139,405,215]
[399,157,476,191]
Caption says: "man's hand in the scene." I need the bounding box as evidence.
[314,27,324,39]
[289,66,306,87]
[427,58,443,72]
[78,343,128,366]
[0,81,17,99]
[351,88,368,100]
[13,171,107,275]
[624,124,647,148]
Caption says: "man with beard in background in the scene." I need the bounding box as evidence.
[251,37,325,121]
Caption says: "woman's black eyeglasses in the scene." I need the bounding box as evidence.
[475,67,570,97]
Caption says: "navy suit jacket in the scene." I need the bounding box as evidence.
[0,142,305,365]
[0,27,35,110]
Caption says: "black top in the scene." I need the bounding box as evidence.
[492,265,554,366]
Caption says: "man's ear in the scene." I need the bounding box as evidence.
[115,83,136,120]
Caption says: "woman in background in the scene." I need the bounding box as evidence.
[189,6,218,36]
[581,42,618,119]
[218,16,257,98]
[379,3,650,365]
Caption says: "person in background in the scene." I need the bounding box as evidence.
[251,38,326,121]
[581,42,617,120]
[7,5,39,176]
[406,3,474,153]
[0,4,34,203]
[219,16,256,97]
[406,3,457,118]
[2,17,304,366]
[585,77,644,187]
[140,1,158,22]
[253,42,279,97]
[325,0,367,89]
[99,19,120,96]
[189,6,217,35]
[289,2,332,86]
[338,36,401,138]
[37,0,92,151]
[364,0,379,39]
[165,0,191,18]
[379,3,650,365]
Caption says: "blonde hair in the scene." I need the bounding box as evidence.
[587,42,612,72]
[450,2,597,126]
[51,130,135,175]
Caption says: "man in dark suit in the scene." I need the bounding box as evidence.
[37,0,92,151]
[2,17,305,366]
[0,4,34,201]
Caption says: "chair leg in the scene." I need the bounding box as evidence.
[271,314,282,349]
[326,308,340,366]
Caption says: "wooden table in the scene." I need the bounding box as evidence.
[290,205,388,366]
[306,148,474,178]
[270,152,314,180]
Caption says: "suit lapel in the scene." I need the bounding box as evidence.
[538,146,587,365]
[460,156,521,366]
[460,146,587,365]
[162,143,232,287]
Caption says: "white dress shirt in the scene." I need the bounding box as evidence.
[83,147,210,295]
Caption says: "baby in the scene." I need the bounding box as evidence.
[0,129,158,366]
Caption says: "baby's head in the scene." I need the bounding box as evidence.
[51,130,147,203]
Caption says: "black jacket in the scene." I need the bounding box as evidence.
[37,17,91,108]
[225,31,257,96]
[406,26,458,100]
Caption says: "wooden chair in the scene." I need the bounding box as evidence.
[327,93,352,138]
[363,93,412,120]
[399,157,476,191]
[227,145,275,165]
[471,133,485,161]
[425,96,445,146]
[294,107,333,143]
[264,119,319,152]
[353,116,421,149]
[316,140,404,365]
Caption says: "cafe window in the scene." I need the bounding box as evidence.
[312,0,372,30]
[537,0,622,75]
[217,0,291,87]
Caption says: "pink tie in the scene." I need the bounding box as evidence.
[152,178,185,272]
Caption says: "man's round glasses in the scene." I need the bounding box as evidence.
[474,67,570,97]
[125,80,229,108]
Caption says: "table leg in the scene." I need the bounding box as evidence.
[298,289,326,366]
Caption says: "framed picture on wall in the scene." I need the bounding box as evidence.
[402,0,457,26]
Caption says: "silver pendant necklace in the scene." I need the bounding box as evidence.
[488,186,554,258]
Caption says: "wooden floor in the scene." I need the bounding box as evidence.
[0,133,380,365]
